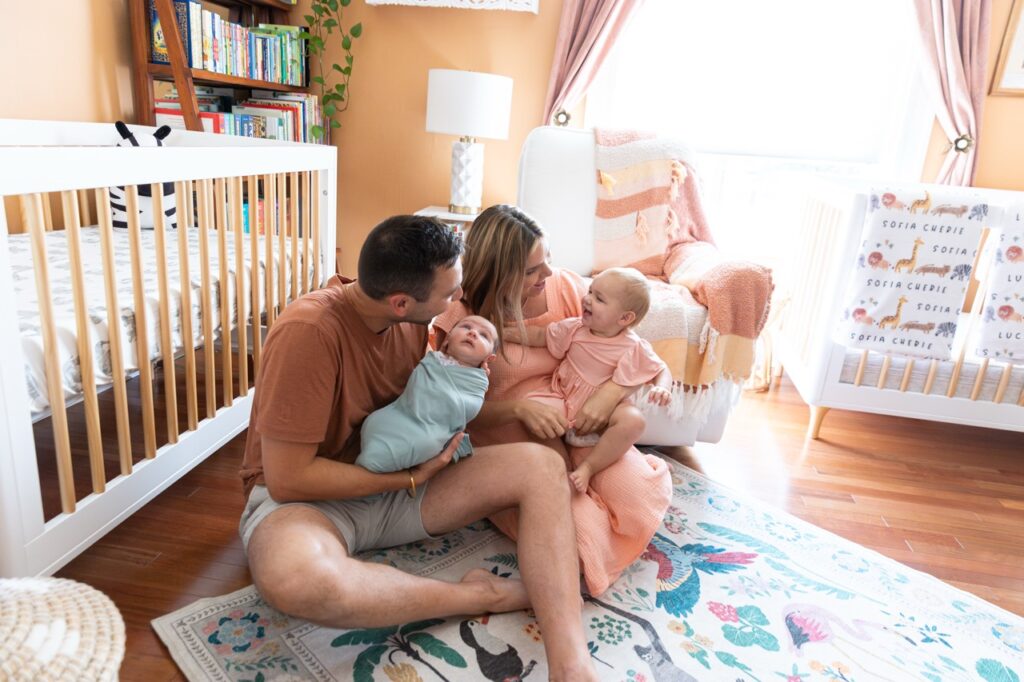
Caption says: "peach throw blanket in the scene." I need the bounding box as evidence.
[594,129,773,397]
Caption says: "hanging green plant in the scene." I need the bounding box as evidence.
[300,0,363,143]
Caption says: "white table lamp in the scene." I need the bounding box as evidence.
[426,69,514,215]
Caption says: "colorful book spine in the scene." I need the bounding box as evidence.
[149,0,192,66]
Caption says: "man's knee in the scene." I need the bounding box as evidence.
[517,443,569,491]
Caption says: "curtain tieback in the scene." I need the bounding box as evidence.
[951,134,974,153]
[553,109,571,126]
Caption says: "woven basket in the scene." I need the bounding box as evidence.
[0,577,125,682]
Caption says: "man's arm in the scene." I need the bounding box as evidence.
[263,434,462,502]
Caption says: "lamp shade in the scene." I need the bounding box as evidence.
[425,69,513,141]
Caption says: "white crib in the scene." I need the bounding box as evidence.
[775,178,1024,440]
[0,119,336,577]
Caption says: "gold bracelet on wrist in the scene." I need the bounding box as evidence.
[407,470,417,498]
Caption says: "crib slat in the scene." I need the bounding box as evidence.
[151,184,179,443]
[232,176,249,394]
[197,179,217,418]
[290,171,299,301]
[994,363,1012,404]
[96,188,133,474]
[175,181,199,431]
[311,171,321,289]
[899,359,914,392]
[853,350,868,387]
[969,358,989,401]
[41,193,54,232]
[77,189,93,227]
[923,360,938,395]
[301,171,310,295]
[26,194,76,513]
[264,174,276,329]
[278,173,287,310]
[876,355,891,390]
[60,191,105,493]
[248,175,262,376]
[215,178,234,407]
[125,186,157,458]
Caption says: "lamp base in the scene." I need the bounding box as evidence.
[450,137,484,216]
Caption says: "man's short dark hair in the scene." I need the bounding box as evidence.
[358,215,463,301]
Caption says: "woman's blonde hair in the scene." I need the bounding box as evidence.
[461,205,544,355]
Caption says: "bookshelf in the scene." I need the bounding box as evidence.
[129,0,303,132]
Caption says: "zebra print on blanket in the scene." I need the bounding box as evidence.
[109,120,178,231]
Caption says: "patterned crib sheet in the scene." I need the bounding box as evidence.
[10,227,314,416]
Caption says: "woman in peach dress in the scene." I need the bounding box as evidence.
[433,205,672,595]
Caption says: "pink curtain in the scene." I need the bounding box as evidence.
[914,0,991,186]
[542,0,646,125]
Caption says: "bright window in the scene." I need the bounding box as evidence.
[585,0,932,265]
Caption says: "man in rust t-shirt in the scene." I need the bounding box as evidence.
[238,214,599,680]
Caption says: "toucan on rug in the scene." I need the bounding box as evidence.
[152,458,1024,681]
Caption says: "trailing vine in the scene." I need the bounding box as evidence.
[300,0,362,142]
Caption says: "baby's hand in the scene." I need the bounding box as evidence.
[647,386,672,407]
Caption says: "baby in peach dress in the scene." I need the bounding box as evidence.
[506,267,672,492]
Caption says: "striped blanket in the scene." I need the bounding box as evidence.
[594,129,773,404]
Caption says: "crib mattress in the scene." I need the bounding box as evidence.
[839,349,1024,404]
[9,226,312,416]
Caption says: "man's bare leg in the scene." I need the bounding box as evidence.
[247,442,595,680]
[422,443,597,681]
[248,506,528,628]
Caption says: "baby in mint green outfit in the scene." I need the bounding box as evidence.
[356,316,497,473]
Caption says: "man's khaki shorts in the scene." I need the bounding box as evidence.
[238,484,437,554]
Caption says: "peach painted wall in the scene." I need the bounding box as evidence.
[920,0,1024,189]
[0,0,136,232]
[304,1,564,275]
[0,1,135,123]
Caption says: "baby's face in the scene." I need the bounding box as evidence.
[445,315,497,366]
[582,272,631,334]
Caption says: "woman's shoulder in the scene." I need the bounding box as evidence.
[432,300,472,334]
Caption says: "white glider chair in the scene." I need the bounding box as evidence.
[516,126,738,446]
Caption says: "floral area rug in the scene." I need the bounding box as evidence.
[153,459,1024,681]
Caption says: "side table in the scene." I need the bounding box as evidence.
[414,206,479,233]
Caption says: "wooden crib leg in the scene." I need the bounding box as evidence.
[807,405,830,440]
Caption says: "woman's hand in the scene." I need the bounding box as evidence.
[574,382,631,435]
[514,400,570,440]
[410,432,464,485]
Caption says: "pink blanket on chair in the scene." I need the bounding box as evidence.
[594,129,772,387]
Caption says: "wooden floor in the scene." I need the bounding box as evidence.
[54,375,1024,681]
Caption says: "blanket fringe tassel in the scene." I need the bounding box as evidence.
[635,211,649,245]
[637,378,741,426]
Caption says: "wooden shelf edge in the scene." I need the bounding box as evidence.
[148,63,307,93]
[216,0,297,10]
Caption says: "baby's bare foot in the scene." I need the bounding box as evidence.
[569,465,592,493]
[461,568,531,613]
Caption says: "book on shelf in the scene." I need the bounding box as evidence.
[150,0,193,66]
[149,1,307,86]
[156,86,323,143]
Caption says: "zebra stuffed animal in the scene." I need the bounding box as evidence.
[109,120,177,230]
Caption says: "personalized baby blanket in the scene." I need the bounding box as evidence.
[975,203,1024,363]
[837,187,994,360]
[356,352,488,473]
